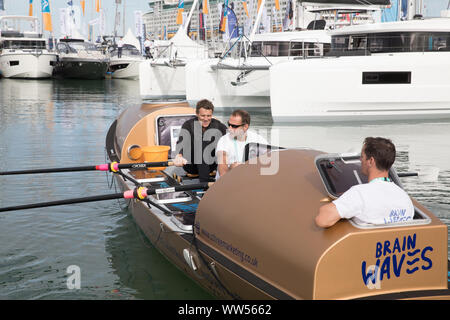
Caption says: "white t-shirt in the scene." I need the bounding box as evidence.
[215,130,268,178]
[333,179,414,225]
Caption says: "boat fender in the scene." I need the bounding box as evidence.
[209,261,219,279]
[183,248,198,271]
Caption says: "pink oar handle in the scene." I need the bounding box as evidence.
[123,187,148,199]
[96,162,119,172]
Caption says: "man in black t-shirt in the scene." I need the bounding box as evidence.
[174,99,227,182]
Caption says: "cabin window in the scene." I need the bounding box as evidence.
[155,114,197,159]
[262,42,280,56]
[332,32,450,53]
[249,41,262,57]
[349,35,367,50]
[362,72,411,84]
[2,40,46,50]
[9,60,19,66]
[331,36,348,51]
[249,41,328,57]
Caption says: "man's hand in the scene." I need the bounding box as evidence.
[173,154,187,167]
[230,162,242,169]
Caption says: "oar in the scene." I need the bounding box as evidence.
[0,161,175,176]
[397,166,440,182]
[0,182,212,212]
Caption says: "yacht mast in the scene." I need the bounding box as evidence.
[249,0,266,43]
[114,0,118,39]
[123,0,126,36]
[183,0,199,33]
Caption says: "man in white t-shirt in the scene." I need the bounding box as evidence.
[315,137,414,228]
[215,109,268,179]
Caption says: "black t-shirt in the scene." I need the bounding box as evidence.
[176,118,227,164]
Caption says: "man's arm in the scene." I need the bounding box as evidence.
[315,202,342,228]
[217,151,229,177]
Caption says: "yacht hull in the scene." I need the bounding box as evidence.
[110,59,142,80]
[270,52,450,122]
[139,59,187,100]
[55,57,109,80]
[0,52,57,79]
[186,58,273,109]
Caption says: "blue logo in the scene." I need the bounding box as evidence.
[362,234,433,287]
[41,0,50,13]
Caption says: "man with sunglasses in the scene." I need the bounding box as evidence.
[315,137,414,228]
[215,109,267,179]
[173,99,227,182]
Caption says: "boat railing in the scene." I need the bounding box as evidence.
[151,42,208,61]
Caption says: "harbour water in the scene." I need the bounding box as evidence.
[0,78,449,299]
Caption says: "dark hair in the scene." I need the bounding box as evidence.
[231,109,251,125]
[196,99,214,113]
[363,137,396,171]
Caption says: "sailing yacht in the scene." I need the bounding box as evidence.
[108,29,144,80]
[139,0,208,99]
[0,15,57,79]
[270,16,450,122]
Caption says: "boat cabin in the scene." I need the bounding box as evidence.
[329,18,450,56]
[0,16,47,51]
[56,39,101,55]
[108,44,141,58]
[234,30,331,59]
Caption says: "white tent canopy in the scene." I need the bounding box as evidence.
[122,28,141,50]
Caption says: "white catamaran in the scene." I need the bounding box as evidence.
[270,16,450,122]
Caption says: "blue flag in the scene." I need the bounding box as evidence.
[227,8,238,39]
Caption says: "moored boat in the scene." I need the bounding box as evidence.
[105,101,450,299]
[108,29,144,80]
[0,15,57,79]
[185,29,331,110]
[270,16,450,122]
[54,38,109,80]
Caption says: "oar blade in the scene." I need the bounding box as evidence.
[417,166,440,183]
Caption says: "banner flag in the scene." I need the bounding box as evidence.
[176,0,184,25]
[41,0,53,31]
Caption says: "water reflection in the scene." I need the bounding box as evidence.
[104,211,213,299]
[0,78,53,102]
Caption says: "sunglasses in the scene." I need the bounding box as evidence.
[228,122,245,128]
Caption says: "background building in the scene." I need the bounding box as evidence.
[143,0,293,41]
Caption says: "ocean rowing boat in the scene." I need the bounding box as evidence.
[105,100,449,299]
